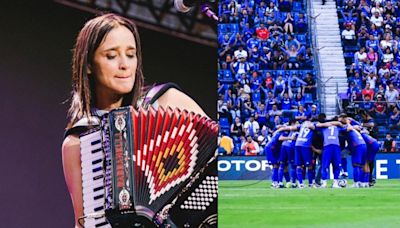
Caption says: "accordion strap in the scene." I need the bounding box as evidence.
[141,82,181,109]
[64,83,181,138]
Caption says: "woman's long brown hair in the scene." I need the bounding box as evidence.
[67,13,144,129]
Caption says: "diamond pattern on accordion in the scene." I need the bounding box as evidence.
[180,176,218,211]
[80,106,218,227]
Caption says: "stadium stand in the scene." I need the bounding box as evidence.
[218,0,319,155]
[337,0,400,150]
[218,0,400,155]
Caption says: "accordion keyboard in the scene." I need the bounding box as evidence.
[80,130,111,228]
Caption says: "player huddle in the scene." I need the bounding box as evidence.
[266,113,379,188]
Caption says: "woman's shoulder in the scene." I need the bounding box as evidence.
[156,87,208,117]
[143,83,209,118]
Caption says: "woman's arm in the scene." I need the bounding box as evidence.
[62,135,83,228]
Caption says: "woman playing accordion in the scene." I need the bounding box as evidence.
[62,14,217,228]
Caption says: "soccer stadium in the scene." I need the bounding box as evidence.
[217,0,400,226]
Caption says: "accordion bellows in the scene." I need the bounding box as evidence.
[80,106,218,227]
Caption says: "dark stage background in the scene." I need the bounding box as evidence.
[0,1,216,227]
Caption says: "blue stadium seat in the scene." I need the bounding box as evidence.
[219,117,230,129]
[304,93,313,104]
[230,23,239,33]
[220,128,230,136]
[297,34,307,46]
[293,2,303,12]
[218,24,228,34]
[252,91,261,104]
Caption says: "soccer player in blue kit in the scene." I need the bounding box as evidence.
[294,120,317,188]
[360,129,380,187]
[338,114,367,188]
[266,125,292,188]
[278,119,298,188]
[308,118,347,188]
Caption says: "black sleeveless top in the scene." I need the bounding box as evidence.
[63,83,181,138]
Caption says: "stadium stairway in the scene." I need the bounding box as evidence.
[311,0,347,117]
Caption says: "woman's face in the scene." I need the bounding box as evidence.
[92,26,137,96]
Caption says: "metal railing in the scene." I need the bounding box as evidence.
[307,0,324,112]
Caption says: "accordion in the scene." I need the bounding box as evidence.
[79,106,218,227]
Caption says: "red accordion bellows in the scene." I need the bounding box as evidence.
[80,106,218,227]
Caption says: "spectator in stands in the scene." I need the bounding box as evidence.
[303,72,316,99]
[265,71,274,89]
[256,22,270,41]
[288,73,303,95]
[266,11,277,27]
[295,104,308,123]
[283,45,304,69]
[283,12,294,34]
[274,74,286,96]
[370,11,384,28]
[347,81,360,100]
[234,45,248,60]
[354,47,368,69]
[292,92,305,109]
[231,33,247,49]
[366,34,380,51]
[218,132,234,156]
[269,104,283,118]
[378,64,390,78]
[389,106,400,130]
[295,13,307,33]
[244,114,260,137]
[390,60,400,76]
[374,93,387,118]
[367,47,379,65]
[340,0,357,30]
[362,82,375,100]
[361,94,375,114]
[357,0,370,19]
[231,56,251,75]
[384,1,395,16]
[371,2,384,16]
[380,33,394,51]
[383,133,396,152]
[281,92,293,110]
[271,49,286,70]
[307,104,319,120]
[272,115,283,131]
[279,0,293,12]
[385,83,399,108]
[231,116,244,142]
[260,46,271,69]
[376,84,386,96]
[382,47,395,63]
[255,103,268,128]
[257,134,267,156]
[352,71,363,90]
[242,135,260,156]
[342,23,357,46]
[265,2,278,17]
[357,25,370,47]
[383,15,395,31]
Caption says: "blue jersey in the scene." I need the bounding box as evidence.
[295,122,314,147]
[266,131,284,150]
[347,128,366,148]
[361,132,378,146]
[319,125,346,147]
[282,131,298,147]
[281,98,292,110]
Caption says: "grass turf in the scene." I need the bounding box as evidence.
[218,180,400,228]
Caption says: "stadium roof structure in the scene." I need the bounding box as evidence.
[55,0,217,47]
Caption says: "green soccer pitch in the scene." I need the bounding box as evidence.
[218,180,400,228]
